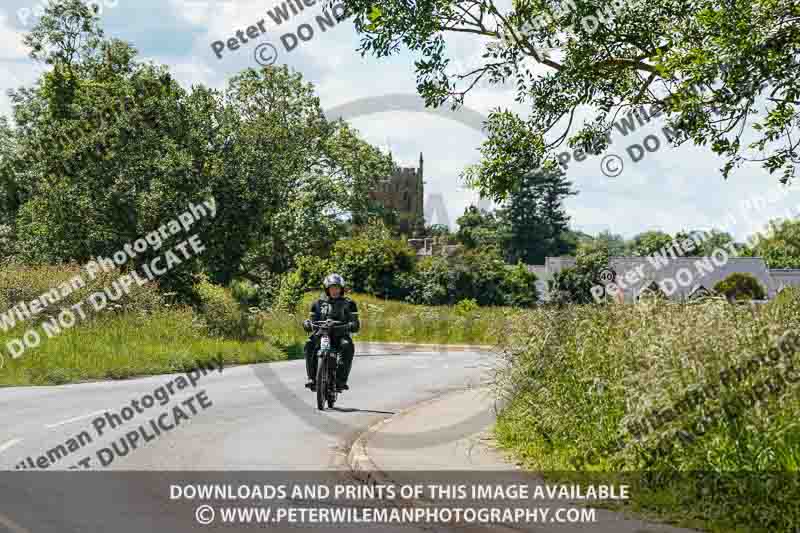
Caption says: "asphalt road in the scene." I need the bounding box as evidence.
[0,344,497,533]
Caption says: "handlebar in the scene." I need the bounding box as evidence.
[310,320,348,332]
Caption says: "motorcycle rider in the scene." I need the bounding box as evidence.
[303,273,359,392]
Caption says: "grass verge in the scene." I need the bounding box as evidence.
[494,291,800,532]
[1,288,508,387]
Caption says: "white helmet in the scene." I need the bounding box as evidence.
[323,273,345,293]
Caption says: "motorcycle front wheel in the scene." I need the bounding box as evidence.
[327,354,339,408]
[316,351,327,411]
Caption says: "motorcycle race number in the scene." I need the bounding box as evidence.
[320,336,331,350]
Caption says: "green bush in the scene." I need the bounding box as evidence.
[549,244,609,304]
[273,255,335,312]
[454,298,479,315]
[331,235,415,298]
[195,276,262,339]
[231,278,260,307]
[399,256,452,305]
[747,219,800,269]
[245,267,283,309]
[273,271,307,312]
[714,272,767,301]
[293,255,336,292]
[401,248,537,307]
[501,262,539,308]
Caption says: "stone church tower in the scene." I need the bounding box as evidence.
[369,153,425,234]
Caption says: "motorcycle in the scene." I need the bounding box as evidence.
[310,319,346,410]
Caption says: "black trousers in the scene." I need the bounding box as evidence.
[305,335,354,385]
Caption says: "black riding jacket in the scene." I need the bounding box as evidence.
[308,295,360,335]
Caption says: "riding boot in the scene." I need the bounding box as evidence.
[304,337,317,385]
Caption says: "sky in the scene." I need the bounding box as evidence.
[0,0,797,242]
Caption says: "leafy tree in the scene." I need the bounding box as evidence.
[9,1,211,297]
[0,224,14,265]
[627,231,674,257]
[549,243,609,304]
[713,272,767,301]
[504,166,577,264]
[0,118,20,227]
[455,205,510,251]
[343,0,800,196]
[746,219,800,268]
[3,1,392,298]
[221,71,392,280]
[454,248,522,306]
[684,229,736,256]
[399,256,453,305]
[273,254,336,311]
[591,230,627,256]
[330,224,417,297]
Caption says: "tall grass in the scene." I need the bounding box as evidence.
[495,291,800,532]
[261,291,516,352]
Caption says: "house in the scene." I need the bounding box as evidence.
[768,269,800,293]
[528,255,800,302]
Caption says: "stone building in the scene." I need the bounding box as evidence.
[369,153,425,234]
[407,236,461,257]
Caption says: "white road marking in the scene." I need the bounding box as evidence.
[45,410,106,429]
[0,438,22,455]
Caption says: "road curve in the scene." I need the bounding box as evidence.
[0,344,496,532]
[0,344,494,471]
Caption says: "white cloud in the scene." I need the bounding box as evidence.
[1,1,795,242]
[0,12,29,60]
